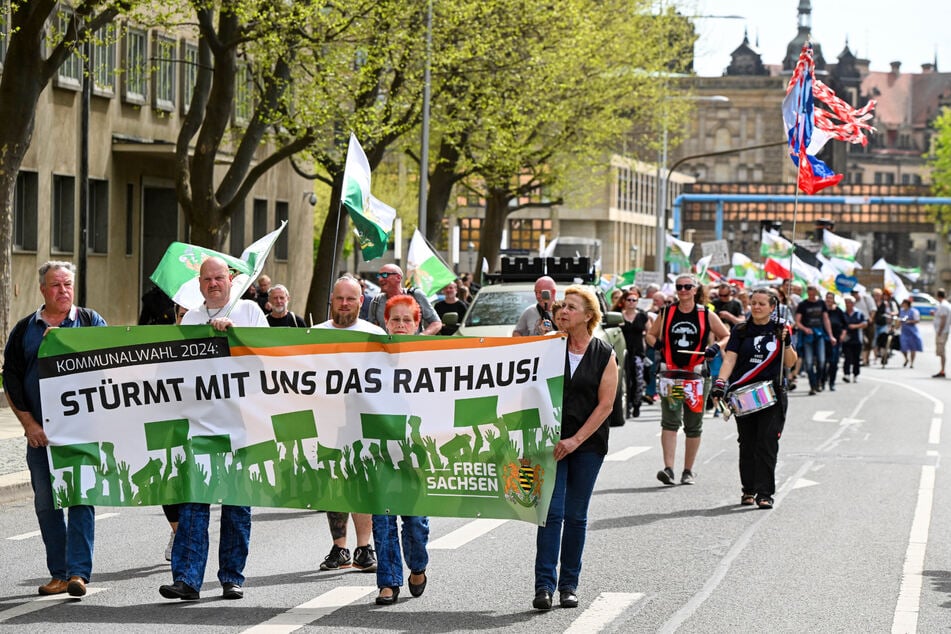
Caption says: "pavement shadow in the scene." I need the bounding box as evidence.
[923,569,951,609]
[589,503,744,531]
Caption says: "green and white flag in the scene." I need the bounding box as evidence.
[150,222,286,312]
[341,133,395,261]
[760,229,794,258]
[821,229,861,261]
[407,229,457,298]
[665,233,693,266]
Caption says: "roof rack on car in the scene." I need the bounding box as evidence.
[485,256,595,284]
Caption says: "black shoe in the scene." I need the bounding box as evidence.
[375,587,400,606]
[159,580,200,601]
[532,589,553,610]
[408,570,427,597]
[680,469,695,485]
[319,544,351,570]
[352,545,377,572]
[656,467,676,485]
[642,395,654,405]
[559,590,579,608]
[222,582,243,600]
[842,376,850,383]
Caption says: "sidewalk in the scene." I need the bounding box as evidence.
[0,399,32,504]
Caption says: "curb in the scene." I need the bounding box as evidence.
[0,471,32,504]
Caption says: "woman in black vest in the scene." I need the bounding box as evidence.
[532,285,618,611]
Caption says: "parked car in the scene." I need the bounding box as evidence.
[448,277,628,427]
[910,292,937,318]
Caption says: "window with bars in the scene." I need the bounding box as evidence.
[181,41,198,114]
[14,171,39,252]
[507,218,551,251]
[275,201,288,261]
[52,175,76,253]
[92,24,116,96]
[123,28,147,104]
[153,33,176,111]
[54,8,82,90]
[88,179,109,254]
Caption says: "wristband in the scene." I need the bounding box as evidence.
[713,377,727,390]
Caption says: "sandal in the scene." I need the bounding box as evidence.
[756,496,774,510]
[741,494,756,506]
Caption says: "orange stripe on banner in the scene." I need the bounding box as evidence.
[230,335,563,357]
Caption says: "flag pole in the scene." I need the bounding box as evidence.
[327,199,345,320]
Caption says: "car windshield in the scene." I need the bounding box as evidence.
[465,290,536,327]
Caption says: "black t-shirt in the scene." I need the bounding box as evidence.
[712,298,743,330]
[826,306,847,339]
[267,312,305,328]
[620,311,649,356]
[726,320,786,389]
[796,298,827,329]
[434,299,468,335]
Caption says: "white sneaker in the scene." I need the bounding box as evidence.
[165,530,175,562]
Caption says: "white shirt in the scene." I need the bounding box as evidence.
[935,300,951,336]
[314,318,386,335]
[182,298,269,327]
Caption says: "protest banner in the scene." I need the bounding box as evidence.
[38,327,565,525]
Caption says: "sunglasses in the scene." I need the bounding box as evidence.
[675,284,694,291]
[378,272,399,279]
[625,297,638,302]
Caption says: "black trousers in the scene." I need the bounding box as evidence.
[735,391,787,498]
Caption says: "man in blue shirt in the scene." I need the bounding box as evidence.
[2,261,107,598]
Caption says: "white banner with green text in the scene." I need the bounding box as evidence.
[38,327,565,525]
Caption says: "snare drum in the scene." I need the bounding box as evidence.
[727,380,778,416]
[657,370,704,413]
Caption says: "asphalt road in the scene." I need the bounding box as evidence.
[1,327,949,633]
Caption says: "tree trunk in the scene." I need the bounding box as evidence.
[479,188,512,285]
[0,1,57,359]
[424,138,463,242]
[304,177,347,324]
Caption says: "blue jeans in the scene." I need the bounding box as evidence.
[171,503,251,591]
[534,450,604,594]
[27,445,95,582]
[801,331,826,389]
[372,515,430,588]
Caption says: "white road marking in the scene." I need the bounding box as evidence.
[0,587,107,623]
[928,417,941,445]
[563,592,644,633]
[428,518,508,549]
[892,465,936,634]
[7,512,119,541]
[792,478,819,490]
[605,446,650,461]
[242,586,375,634]
[839,417,865,425]
[812,410,837,422]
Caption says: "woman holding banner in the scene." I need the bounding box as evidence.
[372,295,431,606]
[532,285,618,611]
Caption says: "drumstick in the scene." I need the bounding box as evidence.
[678,350,707,355]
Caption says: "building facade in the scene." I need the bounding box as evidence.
[5,16,314,326]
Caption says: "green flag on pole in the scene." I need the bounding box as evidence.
[150,222,286,312]
[341,133,395,261]
[406,229,457,298]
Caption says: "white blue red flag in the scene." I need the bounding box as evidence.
[782,43,876,194]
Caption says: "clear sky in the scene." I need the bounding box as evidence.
[689,0,945,77]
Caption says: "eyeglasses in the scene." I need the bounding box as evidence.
[675,284,694,291]
[625,298,638,302]
[378,272,399,279]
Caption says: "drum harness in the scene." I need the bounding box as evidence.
[720,320,789,421]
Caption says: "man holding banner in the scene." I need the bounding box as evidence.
[2,261,107,598]
[159,257,268,601]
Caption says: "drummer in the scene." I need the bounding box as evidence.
[645,274,730,486]
[710,288,798,510]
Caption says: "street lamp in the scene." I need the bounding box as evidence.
[655,95,730,280]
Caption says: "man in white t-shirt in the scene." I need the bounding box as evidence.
[161,257,268,602]
[933,288,951,378]
[313,276,384,572]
